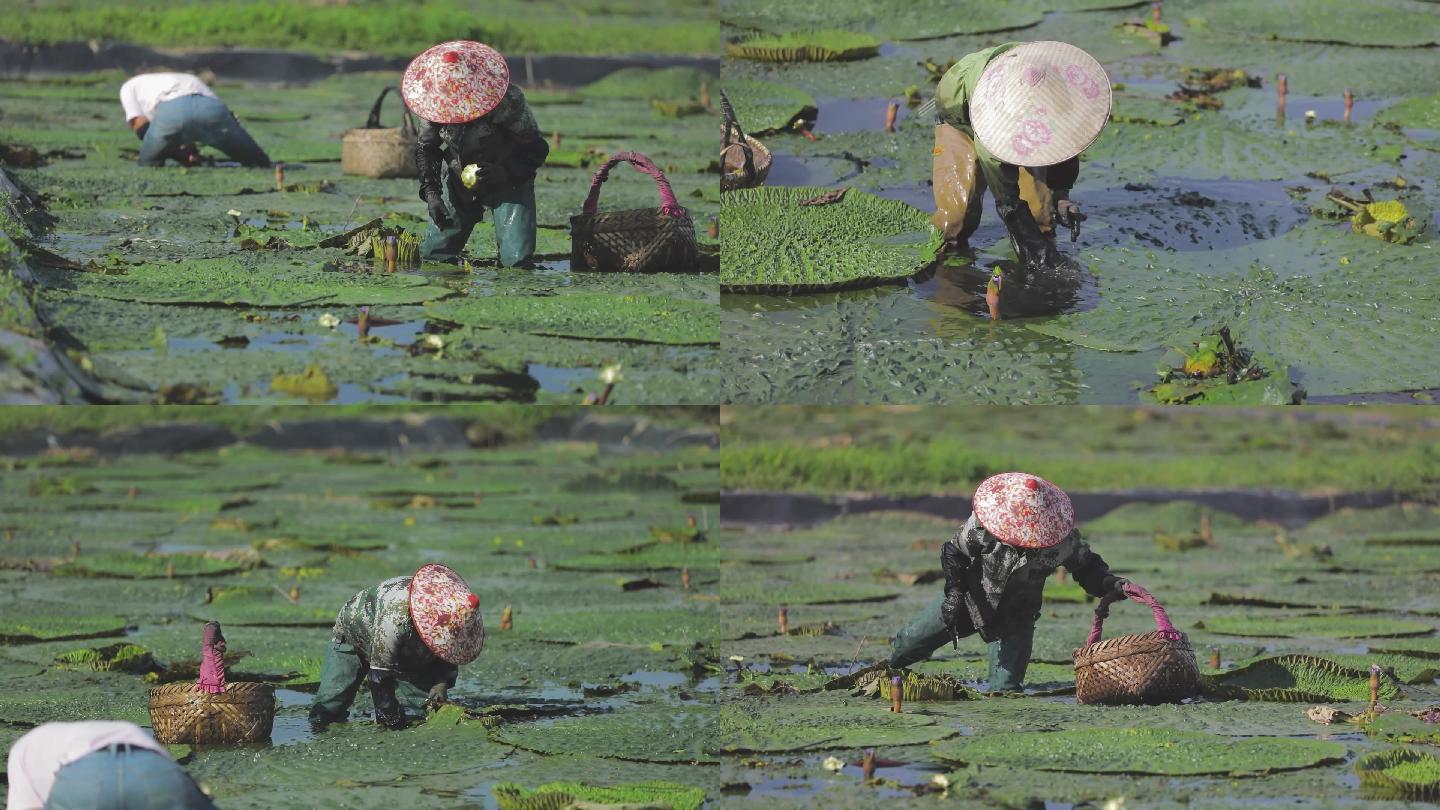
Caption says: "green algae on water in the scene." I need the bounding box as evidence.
[932,727,1347,775]
[493,780,705,810]
[720,186,940,293]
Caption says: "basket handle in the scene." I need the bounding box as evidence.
[720,88,746,146]
[1085,582,1182,646]
[581,151,685,218]
[366,86,417,137]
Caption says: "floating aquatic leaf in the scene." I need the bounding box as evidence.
[1377,91,1440,130]
[719,78,817,134]
[493,781,705,810]
[52,642,157,674]
[720,582,898,605]
[1356,748,1440,800]
[491,704,714,763]
[553,544,724,573]
[715,703,955,753]
[270,364,339,402]
[53,550,258,579]
[858,668,982,701]
[579,67,713,101]
[720,0,1043,40]
[1197,614,1434,639]
[1084,501,1256,537]
[516,608,716,646]
[736,669,832,694]
[1203,655,1403,702]
[0,613,128,643]
[721,186,940,292]
[192,587,335,627]
[726,30,880,62]
[426,294,718,346]
[1189,0,1440,47]
[1349,199,1429,245]
[32,258,455,307]
[933,727,1347,775]
[1363,711,1440,745]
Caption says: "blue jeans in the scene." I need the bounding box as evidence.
[45,745,216,809]
[419,178,537,267]
[139,95,271,167]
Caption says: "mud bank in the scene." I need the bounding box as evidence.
[0,40,718,85]
[721,487,1400,529]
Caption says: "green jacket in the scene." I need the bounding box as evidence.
[934,43,1080,198]
[332,576,454,683]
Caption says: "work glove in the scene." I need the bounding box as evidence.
[938,540,969,646]
[367,671,407,730]
[1054,199,1087,242]
[425,194,451,230]
[424,682,448,712]
[472,162,509,189]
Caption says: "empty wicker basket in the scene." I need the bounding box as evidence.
[149,682,276,744]
[569,151,698,273]
[340,86,418,179]
[1073,589,1200,706]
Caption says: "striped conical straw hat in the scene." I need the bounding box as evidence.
[970,41,1111,167]
[972,472,1074,549]
[409,563,485,665]
[402,41,510,125]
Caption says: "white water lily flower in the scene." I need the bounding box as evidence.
[1304,110,1317,120]
[727,655,745,664]
[225,209,243,218]
[1102,798,1127,810]
[317,313,340,329]
[930,774,950,789]
[599,364,623,384]
[422,334,445,350]
[821,756,845,773]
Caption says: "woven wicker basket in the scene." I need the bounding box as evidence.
[570,151,699,273]
[1073,590,1200,706]
[148,681,275,744]
[720,89,771,192]
[341,86,418,179]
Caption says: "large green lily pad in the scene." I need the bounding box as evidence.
[426,294,718,346]
[491,704,715,763]
[0,613,129,642]
[1204,654,1403,702]
[933,727,1347,775]
[720,582,899,605]
[33,258,455,307]
[1197,614,1434,638]
[720,186,940,293]
[191,589,336,627]
[553,543,725,572]
[721,0,1043,39]
[726,30,881,63]
[715,703,956,752]
[1355,748,1440,800]
[1378,92,1440,130]
[1189,0,1440,47]
[718,78,817,135]
[493,780,706,810]
[515,607,716,646]
[578,67,713,101]
[54,551,257,578]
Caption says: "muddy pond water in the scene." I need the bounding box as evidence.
[720,4,1440,404]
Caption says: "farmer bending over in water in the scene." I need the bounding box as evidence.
[310,563,484,730]
[120,72,271,167]
[891,472,1151,692]
[404,41,549,266]
[928,41,1110,275]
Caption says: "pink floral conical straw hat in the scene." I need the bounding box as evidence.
[402,41,510,125]
[410,563,485,664]
[972,472,1074,549]
[970,41,1112,167]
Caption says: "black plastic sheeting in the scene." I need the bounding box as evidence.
[721,488,1400,531]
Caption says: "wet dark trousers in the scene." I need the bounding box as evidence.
[139,95,270,167]
[309,639,437,723]
[889,592,1036,691]
[419,178,537,266]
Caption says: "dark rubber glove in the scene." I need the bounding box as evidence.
[425,194,451,230]
[368,671,407,730]
[938,540,969,645]
[473,162,509,189]
[424,682,448,712]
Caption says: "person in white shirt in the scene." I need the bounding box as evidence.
[119,72,270,167]
[5,721,217,810]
